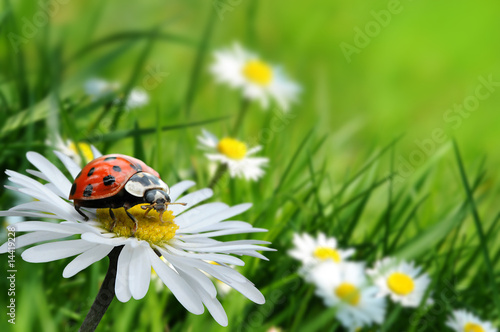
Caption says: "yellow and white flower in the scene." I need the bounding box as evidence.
[446,309,497,332]
[288,232,355,267]
[198,129,269,181]
[0,150,273,326]
[367,257,432,307]
[210,43,301,111]
[310,261,386,328]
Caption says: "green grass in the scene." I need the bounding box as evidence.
[1,0,500,331]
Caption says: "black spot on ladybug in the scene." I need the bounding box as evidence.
[87,167,95,177]
[103,175,116,186]
[104,156,117,161]
[70,183,77,196]
[83,184,93,197]
[112,165,121,172]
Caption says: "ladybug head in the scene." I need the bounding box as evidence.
[142,189,186,220]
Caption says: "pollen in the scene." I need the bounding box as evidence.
[387,272,415,296]
[313,246,341,262]
[335,282,361,306]
[69,142,94,163]
[217,137,247,160]
[464,323,485,332]
[97,204,178,245]
[242,60,273,86]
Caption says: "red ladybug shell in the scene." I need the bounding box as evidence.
[69,154,160,201]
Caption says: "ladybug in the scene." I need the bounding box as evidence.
[69,154,185,232]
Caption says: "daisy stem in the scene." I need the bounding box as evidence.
[208,163,228,189]
[79,246,123,332]
[230,98,250,137]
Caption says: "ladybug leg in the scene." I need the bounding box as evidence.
[125,208,139,235]
[75,205,89,221]
[109,208,118,231]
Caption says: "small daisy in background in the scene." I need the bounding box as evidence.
[84,78,149,110]
[309,261,386,328]
[84,78,120,100]
[288,233,355,268]
[0,150,274,327]
[123,88,149,110]
[446,309,497,332]
[51,134,95,166]
[210,43,301,111]
[198,129,269,181]
[367,257,432,307]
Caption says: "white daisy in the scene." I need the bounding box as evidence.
[309,261,386,328]
[197,129,269,181]
[446,309,497,332]
[123,88,149,110]
[84,78,120,100]
[0,151,274,326]
[367,257,432,307]
[288,232,355,267]
[210,43,301,111]
[51,134,94,166]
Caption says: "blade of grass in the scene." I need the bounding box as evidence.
[452,139,500,316]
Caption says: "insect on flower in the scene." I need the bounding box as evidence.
[69,154,186,233]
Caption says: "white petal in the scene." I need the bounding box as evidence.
[63,244,113,278]
[0,231,71,253]
[115,245,133,302]
[169,181,196,202]
[129,245,151,299]
[148,250,204,314]
[91,145,102,158]
[26,151,72,198]
[22,239,96,262]
[54,150,82,179]
[169,188,213,216]
[180,203,252,233]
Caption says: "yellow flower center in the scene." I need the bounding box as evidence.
[464,323,485,332]
[387,272,415,296]
[96,204,178,245]
[242,60,273,86]
[68,142,94,163]
[335,282,360,306]
[313,247,341,262]
[217,137,247,160]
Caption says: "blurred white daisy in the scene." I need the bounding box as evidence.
[84,78,120,100]
[124,88,149,110]
[51,134,94,166]
[288,232,355,267]
[367,257,432,307]
[309,261,386,328]
[198,129,269,181]
[0,151,274,326]
[446,309,497,332]
[84,78,149,110]
[210,43,301,111]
